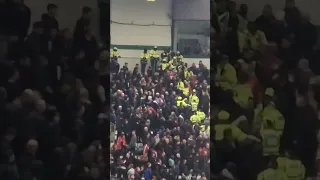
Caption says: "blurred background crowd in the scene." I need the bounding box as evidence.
[0,0,110,180]
[211,0,320,180]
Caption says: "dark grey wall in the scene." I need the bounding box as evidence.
[173,0,210,21]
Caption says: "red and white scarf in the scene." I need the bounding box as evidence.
[143,144,149,155]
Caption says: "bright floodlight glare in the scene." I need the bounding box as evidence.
[147,0,156,2]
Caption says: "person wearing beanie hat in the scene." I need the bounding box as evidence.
[253,87,285,132]
[168,158,175,167]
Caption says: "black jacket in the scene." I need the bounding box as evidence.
[74,17,90,39]
[7,3,31,39]
[0,3,9,35]
[41,13,59,31]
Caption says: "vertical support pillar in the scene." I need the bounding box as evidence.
[173,23,178,52]
[171,0,176,50]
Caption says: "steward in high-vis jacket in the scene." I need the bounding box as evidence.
[140,49,149,74]
[149,46,160,73]
[260,118,281,156]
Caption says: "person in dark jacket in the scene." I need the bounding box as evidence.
[41,3,59,36]
[255,4,275,41]
[7,0,31,42]
[283,92,318,177]
[0,128,16,163]
[143,163,152,180]
[6,0,31,61]
[24,22,44,65]
[73,29,99,68]
[0,0,9,36]
[74,6,92,40]
[238,4,248,19]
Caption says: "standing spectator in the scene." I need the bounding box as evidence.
[255,4,275,41]
[41,3,59,36]
[74,6,93,40]
[7,0,31,42]
[6,0,31,62]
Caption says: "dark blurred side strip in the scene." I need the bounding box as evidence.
[99,0,110,45]
[98,0,111,179]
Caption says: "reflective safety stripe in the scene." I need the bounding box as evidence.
[262,132,280,155]
[191,103,198,111]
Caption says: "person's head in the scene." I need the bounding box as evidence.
[217,110,230,123]
[205,142,209,149]
[143,49,147,53]
[78,87,89,102]
[35,99,46,113]
[113,47,117,52]
[247,21,257,34]
[51,112,60,125]
[298,58,310,71]
[20,89,33,105]
[153,46,157,51]
[285,0,295,8]
[32,21,43,34]
[26,139,38,153]
[82,6,92,19]
[239,4,248,15]
[227,1,236,13]
[66,142,77,155]
[262,4,273,17]
[4,128,16,141]
[47,4,58,17]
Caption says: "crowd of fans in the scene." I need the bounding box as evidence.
[212,0,320,180]
[110,46,210,180]
[0,1,110,180]
[5,0,320,179]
